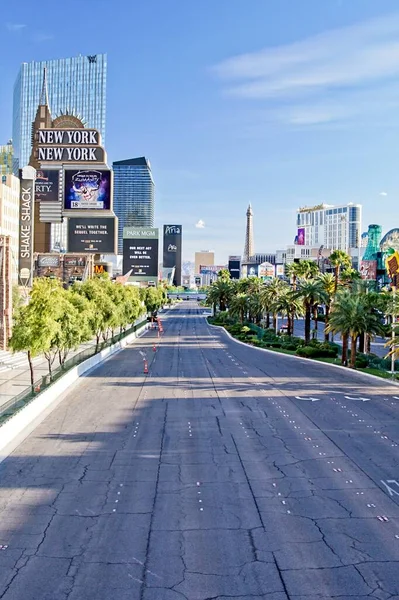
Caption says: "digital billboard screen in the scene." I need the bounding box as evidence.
[297,228,305,245]
[67,217,116,253]
[163,224,182,286]
[64,169,111,210]
[123,238,159,277]
[228,257,241,279]
[35,170,60,202]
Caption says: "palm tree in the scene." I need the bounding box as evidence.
[209,279,232,312]
[285,260,319,290]
[272,288,303,336]
[296,259,320,280]
[327,292,385,367]
[340,268,362,288]
[329,250,352,293]
[285,263,301,291]
[317,272,335,341]
[229,293,249,323]
[248,292,264,325]
[295,280,327,344]
[261,278,288,331]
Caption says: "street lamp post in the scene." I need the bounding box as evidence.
[391,285,396,376]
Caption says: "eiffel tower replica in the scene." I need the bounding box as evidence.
[243,203,254,263]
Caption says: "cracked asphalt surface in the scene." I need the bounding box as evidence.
[0,301,398,599]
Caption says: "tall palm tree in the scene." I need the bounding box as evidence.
[317,272,335,341]
[286,260,319,290]
[272,288,303,336]
[329,250,352,293]
[261,278,288,331]
[296,259,320,280]
[285,263,301,291]
[229,293,249,323]
[248,292,264,325]
[327,291,385,367]
[340,268,362,288]
[295,280,327,344]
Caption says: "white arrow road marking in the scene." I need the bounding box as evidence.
[295,396,320,402]
[381,480,399,497]
[344,395,370,402]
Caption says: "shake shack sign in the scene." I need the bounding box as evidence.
[34,129,105,163]
[18,166,35,286]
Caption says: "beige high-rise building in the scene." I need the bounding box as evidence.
[0,174,20,282]
[195,250,214,275]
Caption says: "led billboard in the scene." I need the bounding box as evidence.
[64,169,111,210]
[35,170,60,202]
[163,225,182,286]
[67,217,116,253]
[123,228,159,279]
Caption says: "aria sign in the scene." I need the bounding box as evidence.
[34,128,105,163]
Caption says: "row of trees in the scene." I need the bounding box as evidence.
[10,277,167,386]
[207,252,399,369]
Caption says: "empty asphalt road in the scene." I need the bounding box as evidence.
[0,301,398,599]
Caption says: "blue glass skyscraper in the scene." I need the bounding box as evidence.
[113,157,155,254]
[13,53,107,172]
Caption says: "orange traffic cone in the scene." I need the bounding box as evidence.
[153,344,156,352]
[144,361,148,374]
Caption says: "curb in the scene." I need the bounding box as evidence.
[207,322,399,388]
[0,322,149,464]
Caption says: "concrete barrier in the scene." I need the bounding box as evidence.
[0,322,149,464]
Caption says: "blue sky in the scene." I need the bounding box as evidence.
[1,0,399,263]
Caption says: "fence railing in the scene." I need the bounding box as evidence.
[0,318,147,427]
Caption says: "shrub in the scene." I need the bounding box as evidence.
[296,346,320,358]
[308,339,322,348]
[290,336,305,347]
[355,356,369,368]
[296,346,337,359]
[281,343,298,351]
[265,341,282,348]
[319,342,339,357]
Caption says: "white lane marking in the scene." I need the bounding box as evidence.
[295,396,320,402]
[344,396,370,402]
[381,480,399,497]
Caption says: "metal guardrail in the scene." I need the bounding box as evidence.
[0,319,147,427]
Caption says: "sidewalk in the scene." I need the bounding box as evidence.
[0,310,169,409]
[0,342,95,409]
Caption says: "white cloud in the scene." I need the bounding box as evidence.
[6,23,26,32]
[195,219,205,229]
[379,191,388,196]
[212,12,399,100]
[32,32,54,43]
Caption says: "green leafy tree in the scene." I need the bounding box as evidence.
[73,279,115,349]
[141,287,165,314]
[9,279,63,385]
[54,291,94,367]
